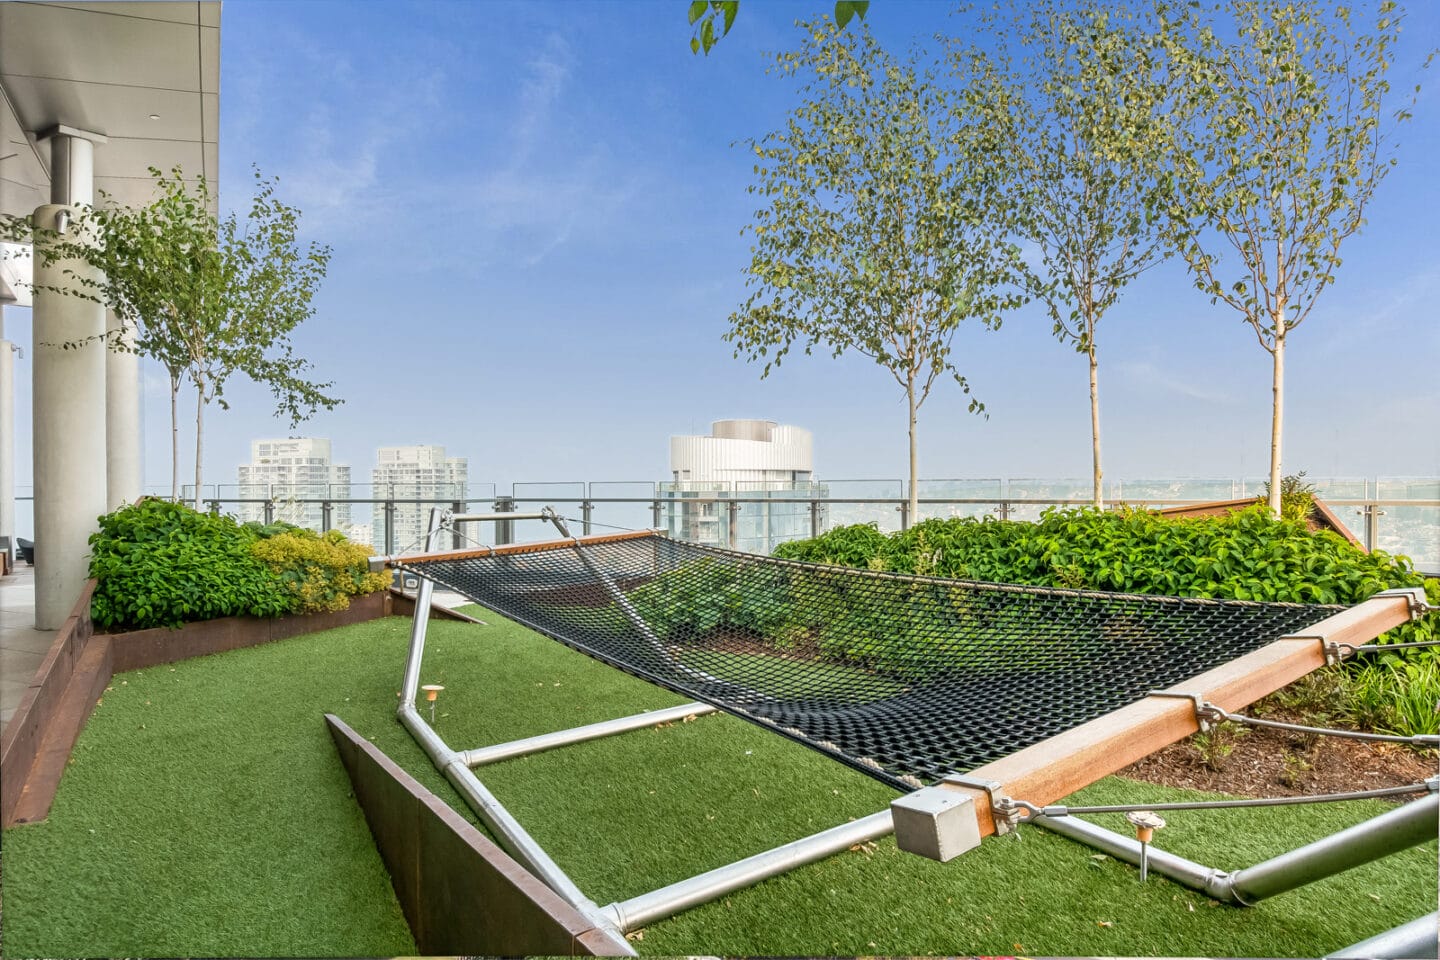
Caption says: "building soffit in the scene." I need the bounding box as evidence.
[0,0,220,222]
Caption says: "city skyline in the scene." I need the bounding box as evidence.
[3,1,1437,511]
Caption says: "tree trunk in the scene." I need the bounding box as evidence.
[193,379,205,511]
[1268,322,1285,519]
[169,373,180,502]
[1089,339,1103,511]
[907,371,918,529]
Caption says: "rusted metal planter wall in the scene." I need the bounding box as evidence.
[1,584,397,827]
[325,713,631,956]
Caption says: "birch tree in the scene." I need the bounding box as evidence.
[1161,0,1417,516]
[951,1,1175,509]
[38,167,338,504]
[725,21,1020,523]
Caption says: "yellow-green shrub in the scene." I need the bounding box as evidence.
[250,528,390,614]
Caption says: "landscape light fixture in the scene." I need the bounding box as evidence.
[420,683,444,722]
[1126,810,1167,882]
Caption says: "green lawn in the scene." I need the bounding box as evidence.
[1,611,1433,957]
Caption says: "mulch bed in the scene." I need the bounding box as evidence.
[1122,706,1438,798]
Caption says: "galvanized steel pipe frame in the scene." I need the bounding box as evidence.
[599,811,897,932]
[462,701,719,767]
[1030,791,1439,905]
[393,507,906,938]
[396,509,635,952]
[1328,911,1439,960]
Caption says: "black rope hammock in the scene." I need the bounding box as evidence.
[401,533,1339,792]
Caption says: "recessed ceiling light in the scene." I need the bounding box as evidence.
[148,113,161,120]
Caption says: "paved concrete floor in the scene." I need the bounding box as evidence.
[1,562,52,730]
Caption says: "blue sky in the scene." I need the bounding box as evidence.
[8,0,1439,507]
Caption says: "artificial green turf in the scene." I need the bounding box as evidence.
[2,611,1434,958]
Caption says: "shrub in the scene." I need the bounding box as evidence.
[250,528,391,615]
[1345,657,1440,738]
[88,500,289,630]
[768,508,1439,689]
[779,508,1435,641]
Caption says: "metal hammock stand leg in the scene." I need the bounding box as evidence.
[384,506,1432,942]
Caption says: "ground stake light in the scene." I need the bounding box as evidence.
[421,684,444,723]
[1126,810,1166,882]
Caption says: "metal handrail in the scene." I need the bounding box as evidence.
[9,490,1437,569]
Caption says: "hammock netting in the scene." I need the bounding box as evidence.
[402,534,1338,792]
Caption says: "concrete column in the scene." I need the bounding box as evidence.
[32,126,106,629]
[106,310,141,509]
[0,306,15,560]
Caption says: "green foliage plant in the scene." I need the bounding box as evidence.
[1261,470,1318,523]
[772,508,1439,683]
[1344,648,1440,738]
[726,21,1021,524]
[88,499,288,630]
[250,528,392,615]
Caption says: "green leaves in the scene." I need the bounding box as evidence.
[689,1,867,56]
[87,501,386,630]
[727,19,1018,515]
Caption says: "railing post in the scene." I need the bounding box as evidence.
[263,499,275,525]
[495,495,515,545]
[898,499,909,532]
[205,498,220,516]
[652,499,663,531]
[581,499,594,536]
[452,500,464,549]
[810,497,820,539]
[383,498,396,554]
[321,500,332,533]
[1362,502,1384,552]
[727,499,739,550]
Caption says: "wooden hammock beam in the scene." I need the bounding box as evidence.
[393,529,655,566]
[913,590,1422,849]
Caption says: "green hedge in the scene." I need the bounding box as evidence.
[772,507,1439,733]
[778,508,1436,631]
[88,500,289,630]
[88,501,387,631]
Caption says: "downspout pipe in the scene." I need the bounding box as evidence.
[1327,911,1439,960]
[1032,791,1438,905]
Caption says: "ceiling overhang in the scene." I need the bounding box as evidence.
[0,0,220,222]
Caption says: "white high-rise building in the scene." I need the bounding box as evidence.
[370,444,468,552]
[237,438,351,532]
[670,419,814,486]
[665,420,821,552]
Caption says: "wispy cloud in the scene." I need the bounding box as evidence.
[1117,359,1236,404]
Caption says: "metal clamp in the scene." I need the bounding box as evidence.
[1148,690,1224,732]
[1325,641,1355,666]
[942,774,1017,836]
[1373,587,1434,621]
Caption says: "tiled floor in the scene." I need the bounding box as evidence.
[1,562,53,730]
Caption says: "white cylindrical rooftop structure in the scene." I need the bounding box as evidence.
[670,420,813,485]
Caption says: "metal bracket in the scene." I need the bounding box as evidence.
[942,774,1016,836]
[1324,640,1354,666]
[1148,690,1224,732]
[1373,587,1433,621]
